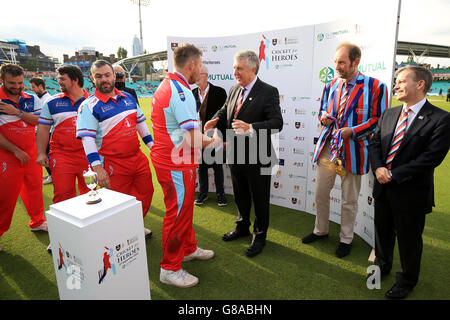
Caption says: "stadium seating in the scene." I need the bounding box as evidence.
[429,81,450,96]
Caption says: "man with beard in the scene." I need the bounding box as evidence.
[76,60,154,239]
[302,42,388,258]
[151,44,220,288]
[36,65,91,204]
[0,64,47,251]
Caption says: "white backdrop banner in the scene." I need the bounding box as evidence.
[166,0,400,247]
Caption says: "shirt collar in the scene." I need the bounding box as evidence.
[59,89,90,104]
[94,87,125,103]
[0,86,31,100]
[242,76,258,93]
[344,71,359,87]
[404,98,426,114]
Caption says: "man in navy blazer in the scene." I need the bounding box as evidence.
[369,65,450,299]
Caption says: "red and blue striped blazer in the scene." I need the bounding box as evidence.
[312,72,388,175]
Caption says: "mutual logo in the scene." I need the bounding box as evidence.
[319,66,335,84]
[317,33,325,41]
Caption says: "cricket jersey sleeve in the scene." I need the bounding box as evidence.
[76,99,99,139]
[170,84,199,132]
[37,100,54,126]
[31,94,42,115]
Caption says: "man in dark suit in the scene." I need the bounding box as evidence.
[369,65,450,299]
[204,50,283,257]
[192,65,228,207]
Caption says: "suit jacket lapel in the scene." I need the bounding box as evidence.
[234,78,262,119]
[227,86,241,122]
[399,100,432,151]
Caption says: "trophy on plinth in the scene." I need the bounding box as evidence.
[83,165,102,205]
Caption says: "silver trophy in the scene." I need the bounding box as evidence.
[83,165,102,204]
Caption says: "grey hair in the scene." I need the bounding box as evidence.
[234,50,259,74]
[200,64,208,73]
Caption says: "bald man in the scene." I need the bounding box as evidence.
[113,65,138,102]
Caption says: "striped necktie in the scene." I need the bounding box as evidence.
[234,88,247,118]
[337,81,349,120]
[386,107,410,169]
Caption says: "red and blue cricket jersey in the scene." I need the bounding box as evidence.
[38,90,90,155]
[76,88,146,163]
[151,71,200,170]
[0,86,42,157]
[0,85,45,236]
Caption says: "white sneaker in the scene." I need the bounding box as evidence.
[43,176,52,185]
[183,247,214,262]
[144,228,153,239]
[31,221,48,232]
[160,268,199,288]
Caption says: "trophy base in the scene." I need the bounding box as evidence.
[86,198,102,205]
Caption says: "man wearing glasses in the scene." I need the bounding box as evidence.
[113,65,138,102]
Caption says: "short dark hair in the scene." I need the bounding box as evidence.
[0,63,24,80]
[90,59,114,75]
[58,65,84,88]
[396,65,433,94]
[173,43,202,69]
[336,42,361,63]
[30,77,46,89]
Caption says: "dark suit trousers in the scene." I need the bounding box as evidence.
[229,164,271,240]
[198,163,224,196]
[374,183,426,289]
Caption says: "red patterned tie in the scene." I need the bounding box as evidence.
[234,88,247,118]
[386,107,410,169]
[337,81,348,120]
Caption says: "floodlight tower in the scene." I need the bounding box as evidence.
[130,0,150,80]
[130,0,150,55]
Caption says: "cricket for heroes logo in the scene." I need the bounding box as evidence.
[98,235,140,285]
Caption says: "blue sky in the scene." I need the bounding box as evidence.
[1,0,449,67]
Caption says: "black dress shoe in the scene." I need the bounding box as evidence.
[335,242,352,258]
[246,240,265,257]
[194,193,208,206]
[385,283,412,299]
[222,229,251,242]
[301,232,328,244]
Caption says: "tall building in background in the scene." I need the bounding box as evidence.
[133,35,142,57]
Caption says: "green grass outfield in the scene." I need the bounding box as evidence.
[0,96,449,300]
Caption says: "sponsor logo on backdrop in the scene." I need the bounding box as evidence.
[358,61,387,73]
[319,66,335,84]
[211,44,237,52]
[316,29,349,42]
[171,43,178,51]
[203,60,221,65]
[208,74,235,81]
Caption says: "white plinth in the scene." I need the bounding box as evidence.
[46,188,151,300]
